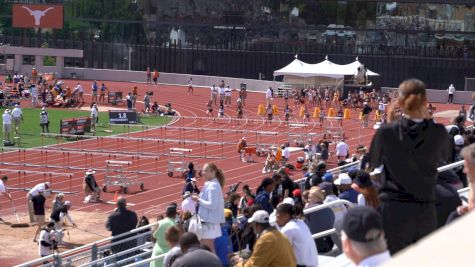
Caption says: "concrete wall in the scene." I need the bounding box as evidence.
[63,67,283,92]
[382,87,473,105]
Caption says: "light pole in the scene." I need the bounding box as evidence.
[128,46,133,71]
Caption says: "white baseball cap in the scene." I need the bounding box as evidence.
[282,197,295,206]
[248,210,270,224]
[86,169,96,175]
[334,173,352,185]
[454,135,464,146]
[64,201,72,206]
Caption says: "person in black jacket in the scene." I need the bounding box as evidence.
[369,79,451,255]
[435,168,462,229]
[106,197,138,257]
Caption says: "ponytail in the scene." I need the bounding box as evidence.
[216,168,225,188]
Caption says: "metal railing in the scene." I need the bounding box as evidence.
[15,222,159,267]
[17,159,468,267]
[294,160,361,186]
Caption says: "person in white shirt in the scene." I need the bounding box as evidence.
[188,78,193,95]
[181,191,197,214]
[27,182,50,224]
[276,203,318,267]
[210,85,218,105]
[75,82,84,103]
[2,109,12,142]
[266,87,273,106]
[0,176,13,222]
[447,83,455,104]
[224,86,232,106]
[218,85,225,105]
[191,163,225,253]
[11,104,23,135]
[31,85,38,107]
[90,104,98,132]
[39,222,55,257]
[282,145,290,162]
[336,139,349,161]
[340,207,391,267]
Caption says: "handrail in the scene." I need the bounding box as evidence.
[15,221,159,267]
[303,199,354,215]
[437,160,464,173]
[295,160,361,184]
[80,242,152,267]
[123,253,165,267]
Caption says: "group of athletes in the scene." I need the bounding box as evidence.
[189,79,392,128]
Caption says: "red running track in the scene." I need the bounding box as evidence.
[0,80,460,220]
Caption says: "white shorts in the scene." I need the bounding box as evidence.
[201,223,222,239]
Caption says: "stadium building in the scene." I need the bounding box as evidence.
[1,0,474,89]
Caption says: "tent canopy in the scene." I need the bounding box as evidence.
[273,56,379,78]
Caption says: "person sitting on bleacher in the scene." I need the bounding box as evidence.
[340,207,391,267]
[231,210,296,267]
[276,203,318,267]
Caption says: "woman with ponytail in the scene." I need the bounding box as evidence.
[191,163,225,253]
[369,79,451,255]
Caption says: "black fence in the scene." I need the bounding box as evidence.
[1,35,474,90]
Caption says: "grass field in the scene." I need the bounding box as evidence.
[0,108,171,148]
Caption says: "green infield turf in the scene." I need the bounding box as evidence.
[0,107,171,148]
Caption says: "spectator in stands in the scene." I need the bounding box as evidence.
[238,184,255,213]
[50,200,77,230]
[38,222,55,258]
[276,203,318,267]
[369,79,450,254]
[151,205,178,267]
[225,192,241,217]
[27,182,50,224]
[320,181,347,223]
[182,177,199,195]
[340,207,391,267]
[356,145,370,170]
[447,83,455,104]
[336,138,349,161]
[254,177,275,214]
[449,143,475,221]
[305,161,326,190]
[231,210,296,267]
[181,191,197,215]
[277,168,298,199]
[163,226,182,267]
[352,170,380,208]
[39,107,49,133]
[305,186,325,209]
[2,109,12,142]
[106,197,138,257]
[83,169,101,203]
[171,232,222,267]
[191,163,225,253]
[334,173,359,203]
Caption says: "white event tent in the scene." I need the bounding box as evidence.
[273,56,379,79]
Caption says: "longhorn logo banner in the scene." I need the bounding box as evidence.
[12,4,64,29]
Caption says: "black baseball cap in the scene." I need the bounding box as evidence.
[353,170,373,188]
[341,207,383,243]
